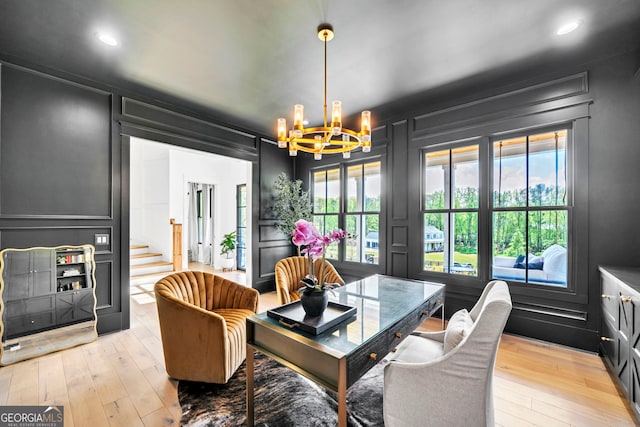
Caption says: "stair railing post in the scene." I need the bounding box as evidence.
[170,218,183,271]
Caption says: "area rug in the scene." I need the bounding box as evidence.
[178,352,385,426]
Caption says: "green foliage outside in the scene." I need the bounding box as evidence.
[425,185,567,259]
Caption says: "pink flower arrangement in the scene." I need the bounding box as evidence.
[292,219,346,292]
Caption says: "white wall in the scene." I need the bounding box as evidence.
[130,137,252,280]
[170,148,250,271]
[130,139,171,255]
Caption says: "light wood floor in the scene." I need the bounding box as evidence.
[0,267,636,426]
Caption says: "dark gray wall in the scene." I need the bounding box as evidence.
[293,50,640,351]
[0,60,288,334]
[0,64,124,333]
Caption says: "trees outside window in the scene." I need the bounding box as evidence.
[312,161,381,264]
[423,146,479,276]
[421,128,571,288]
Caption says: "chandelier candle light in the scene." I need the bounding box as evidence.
[276,23,372,160]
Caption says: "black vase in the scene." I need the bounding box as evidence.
[300,290,329,317]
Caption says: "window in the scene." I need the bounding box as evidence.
[312,160,382,264]
[312,168,340,259]
[492,130,569,287]
[236,184,247,271]
[346,162,381,264]
[422,146,479,276]
[420,128,571,288]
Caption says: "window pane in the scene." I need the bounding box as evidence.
[453,146,479,209]
[424,150,448,210]
[347,165,363,212]
[238,186,246,207]
[327,168,340,213]
[316,214,339,259]
[492,211,526,282]
[313,215,324,234]
[345,214,361,262]
[493,137,526,208]
[452,212,477,276]
[313,171,326,213]
[529,130,567,207]
[424,213,446,272]
[364,214,379,264]
[528,210,567,286]
[364,161,381,212]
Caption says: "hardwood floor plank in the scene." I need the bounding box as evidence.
[141,406,179,427]
[110,345,164,418]
[116,330,157,372]
[141,364,181,422]
[0,364,14,405]
[62,347,110,427]
[7,358,38,405]
[103,397,145,427]
[82,341,129,405]
[38,353,68,405]
[532,398,635,427]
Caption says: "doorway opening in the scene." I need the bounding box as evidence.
[128,137,251,305]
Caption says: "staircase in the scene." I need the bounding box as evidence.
[130,244,174,286]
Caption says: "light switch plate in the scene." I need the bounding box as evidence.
[95,233,109,246]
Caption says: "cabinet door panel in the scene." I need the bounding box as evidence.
[32,249,54,296]
[5,295,55,317]
[7,311,56,338]
[619,296,635,394]
[602,277,618,323]
[2,251,30,300]
[601,315,618,365]
[56,289,94,324]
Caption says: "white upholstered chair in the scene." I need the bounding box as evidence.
[383,280,512,427]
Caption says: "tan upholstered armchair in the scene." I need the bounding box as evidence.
[154,271,259,384]
[274,256,345,305]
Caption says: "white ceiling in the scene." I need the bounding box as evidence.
[1,0,639,134]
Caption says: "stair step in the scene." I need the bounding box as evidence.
[130,271,174,284]
[131,244,149,250]
[131,261,173,270]
[131,252,163,259]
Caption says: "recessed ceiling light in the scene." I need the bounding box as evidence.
[556,20,581,36]
[97,32,118,46]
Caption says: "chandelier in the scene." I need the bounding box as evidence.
[276,23,371,160]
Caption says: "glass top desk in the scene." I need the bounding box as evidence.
[246,274,445,427]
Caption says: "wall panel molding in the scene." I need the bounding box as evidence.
[1,65,113,218]
[391,251,408,278]
[391,226,408,247]
[391,120,409,221]
[412,72,588,137]
[121,98,257,152]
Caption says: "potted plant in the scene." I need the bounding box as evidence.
[272,173,312,238]
[220,231,237,270]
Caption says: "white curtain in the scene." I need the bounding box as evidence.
[202,184,215,265]
[188,182,199,262]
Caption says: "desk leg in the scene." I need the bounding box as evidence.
[338,357,347,427]
[246,346,254,427]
